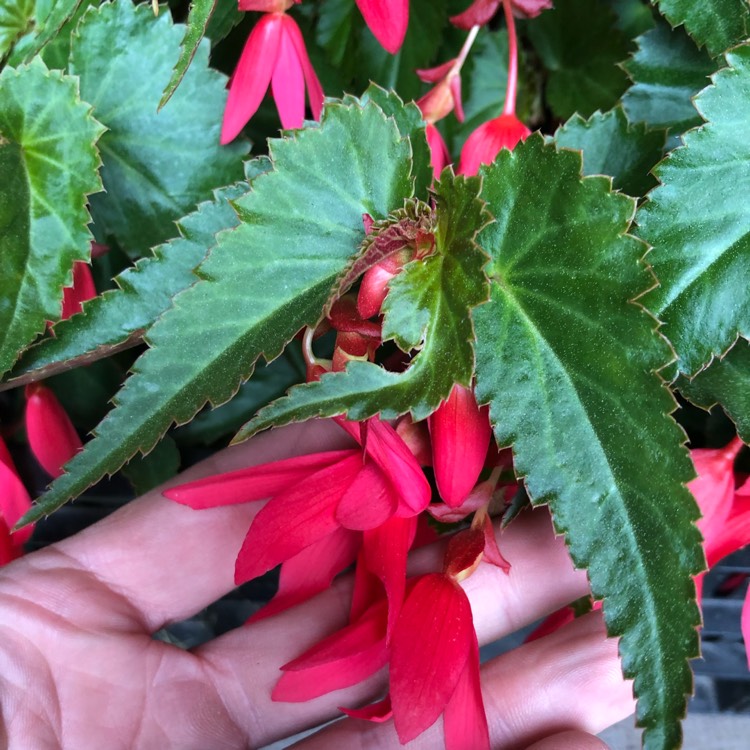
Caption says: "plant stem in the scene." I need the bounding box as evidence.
[502,0,519,116]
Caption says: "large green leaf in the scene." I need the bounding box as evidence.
[69,0,247,257]
[19,0,84,62]
[235,172,490,440]
[622,19,718,135]
[0,59,104,378]
[526,0,630,120]
[651,0,749,57]
[638,45,750,377]
[677,338,750,443]
[473,135,702,750]
[5,176,262,386]
[554,107,665,197]
[159,0,217,109]
[16,99,414,525]
[0,0,34,58]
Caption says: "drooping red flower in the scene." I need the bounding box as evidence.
[390,573,489,749]
[458,113,530,175]
[24,383,82,479]
[429,384,491,508]
[451,0,552,29]
[0,436,33,564]
[222,7,323,143]
[355,0,409,54]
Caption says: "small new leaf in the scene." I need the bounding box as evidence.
[235,171,490,440]
[638,45,750,377]
[0,59,104,378]
[16,98,414,526]
[474,135,702,750]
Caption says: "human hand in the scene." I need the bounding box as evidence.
[0,421,634,749]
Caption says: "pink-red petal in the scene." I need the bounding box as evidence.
[60,262,96,320]
[450,0,500,29]
[234,453,363,583]
[283,14,324,121]
[425,123,452,177]
[443,627,490,750]
[336,462,398,530]
[221,13,283,144]
[355,0,409,54]
[24,383,82,479]
[390,573,475,743]
[458,114,531,176]
[164,449,357,509]
[271,19,306,129]
[341,694,393,722]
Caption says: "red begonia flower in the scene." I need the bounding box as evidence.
[425,123,451,177]
[221,11,323,143]
[0,436,33,562]
[341,694,392,721]
[390,573,488,747]
[273,598,389,701]
[458,113,531,175]
[24,383,82,479]
[355,0,409,54]
[429,384,491,508]
[451,0,552,29]
[247,525,360,623]
[357,262,398,319]
[60,261,97,320]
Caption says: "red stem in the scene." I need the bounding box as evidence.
[502,0,518,116]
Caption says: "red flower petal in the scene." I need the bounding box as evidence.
[273,600,388,701]
[341,694,393,722]
[450,74,464,123]
[357,263,397,319]
[450,0,500,29]
[61,262,96,320]
[349,547,385,622]
[24,383,82,479]
[443,627,489,750]
[429,384,491,508]
[743,587,750,670]
[416,59,455,83]
[271,18,306,129]
[221,13,283,144]
[363,515,417,639]
[234,453,363,583]
[513,0,553,18]
[524,605,576,643]
[248,526,360,623]
[0,453,33,546]
[425,123,451,177]
[283,14,325,121]
[164,449,356,509]
[428,479,494,523]
[458,114,531,176]
[390,573,475,743]
[482,514,510,572]
[336,462,398,530]
[355,0,409,54]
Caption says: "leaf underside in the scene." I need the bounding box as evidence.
[638,45,750,377]
[0,58,104,377]
[17,99,414,526]
[69,0,247,257]
[235,170,491,441]
[473,135,702,750]
[677,337,750,444]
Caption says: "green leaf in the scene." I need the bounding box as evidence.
[159,0,217,109]
[316,0,357,67]
[0,0,34,58]
[69,0,247,257]
[20,0,84,62]
[235,172,491,440]
[355,0,446,102]
[6,178,258,386]
[122,435,180,495]
[0,59,104,378]
[677,338,750,443]
[638,45,750,377]
[622,19,718,135]
[204,0,242,44]
[526,0,630,120]
[16,98,414,526]
[554,107,666,196]
[473,135,702,750]
[651,0,749,57]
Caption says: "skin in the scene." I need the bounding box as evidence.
[0,421,635,749]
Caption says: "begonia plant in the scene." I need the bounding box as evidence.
[1,0,750,747]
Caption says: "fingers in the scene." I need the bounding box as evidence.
[289,612,633,750]
[37,420,354,631]
[525,730,611,750]
[196,507,593,747]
